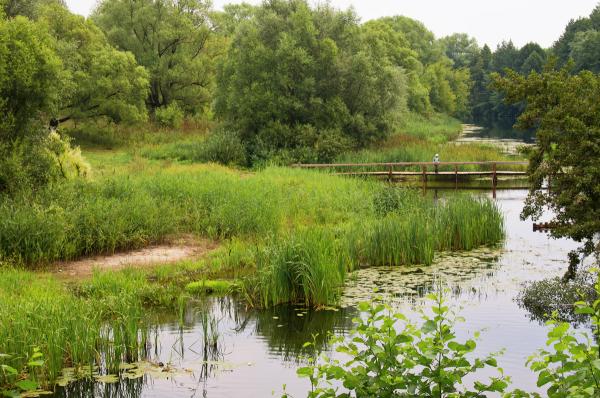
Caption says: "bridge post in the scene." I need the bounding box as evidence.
[454,164,458,190]
[492,163,497,199]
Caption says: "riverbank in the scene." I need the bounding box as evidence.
[0,115,518,395]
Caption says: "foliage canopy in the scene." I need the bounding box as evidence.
[215,0,406,163]
[93,0,223,115]
[493,66,600,277]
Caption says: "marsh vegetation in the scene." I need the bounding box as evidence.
[1,0,599,396]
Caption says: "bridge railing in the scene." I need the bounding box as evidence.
[292,161,529,197]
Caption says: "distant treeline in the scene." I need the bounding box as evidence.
[2,0,600,185]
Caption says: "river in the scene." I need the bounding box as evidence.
[55,128,588,398]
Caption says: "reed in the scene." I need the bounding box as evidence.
[0,268,159,390]
[347,193,504,268]
[246,228,351,308]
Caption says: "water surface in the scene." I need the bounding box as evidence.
[54,189,582,398]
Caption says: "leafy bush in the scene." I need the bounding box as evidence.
[290,277,600,398]
[292,291,509,398]
[155,103,184,129]
[511,275,600,398]
[0,132,89,195]
[200,130,247,166]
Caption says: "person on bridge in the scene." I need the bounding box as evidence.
[433,153,440,174]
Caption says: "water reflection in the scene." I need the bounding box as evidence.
[53,190,583,397]
[55,376,144,398]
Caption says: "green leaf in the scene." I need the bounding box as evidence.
[16,380,38,391]
[1,364,18,375]
[421,320,436,333]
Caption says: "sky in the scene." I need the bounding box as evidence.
[66,0,600,49]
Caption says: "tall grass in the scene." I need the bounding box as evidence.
[245,228,351,308]
[0,268,170,389]
[0,166,378,265]
[66,119,212,150]
[351,212,437,267]
[398,112,463,143]
[434,196,505,251]
[241,189,504,307]
[346,194,504,268]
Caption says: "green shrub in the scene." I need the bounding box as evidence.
[0,132,88,195]
[200,130,247,166]
[155,103,184,129]
[291,291,510,398]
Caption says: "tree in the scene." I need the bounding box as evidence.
[215,0,406,163]
[439,33,479,69]
[553,18,592,66]
[362,19,430,114]
[93,0,222,115]
[1,0,64,19]
[423,60,471,118]
[520,50,545,74]
[493,65,600,279]
[569,29,600,73]
[212,3,257,36]
[491,40,519,72]
[0,16,86,193]
[378,15,444,65]
[469,45,493,125]
[516,42,546,69]
[0,16,61,138]
[39,5,149,123]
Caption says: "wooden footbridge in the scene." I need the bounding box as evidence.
[293,161,529,198]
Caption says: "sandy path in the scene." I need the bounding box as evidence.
[53,238,219,279]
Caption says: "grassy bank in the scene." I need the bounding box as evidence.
[0,114,509,392]
[337,112,523,169]
[243,193,504,307]
[0,267,183,393]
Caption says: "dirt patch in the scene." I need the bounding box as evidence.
[53,238,219,279]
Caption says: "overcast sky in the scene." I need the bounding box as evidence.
[66,0,600,49]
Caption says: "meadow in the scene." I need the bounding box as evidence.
[0,114,510,393]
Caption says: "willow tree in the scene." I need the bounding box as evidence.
[40,5,149,123]
[1,0,64,19]
[0,16,64,192]
[93,0,223,115]
[215,0,406,163]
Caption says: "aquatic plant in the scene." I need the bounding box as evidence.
[246,228,351,308]
[348,194,504,268]
[185,280,236,295]
[0,268,174,392]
